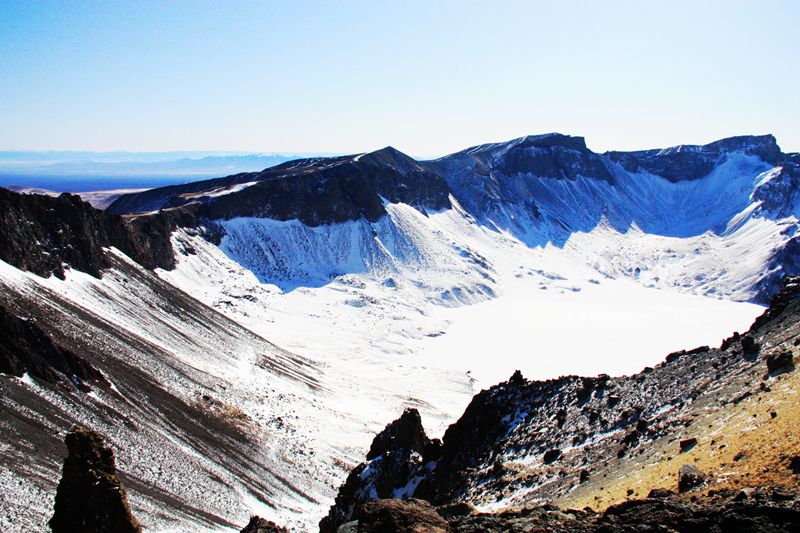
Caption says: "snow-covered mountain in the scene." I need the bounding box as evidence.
[111,132,800,303]
[2,133,799,531]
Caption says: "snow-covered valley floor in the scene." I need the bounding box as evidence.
[161,200,767,445]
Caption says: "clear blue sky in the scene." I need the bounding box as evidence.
[1,0,798,156]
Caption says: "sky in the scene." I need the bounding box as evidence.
[0,0,798,156]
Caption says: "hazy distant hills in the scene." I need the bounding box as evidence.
[0,150,336,191]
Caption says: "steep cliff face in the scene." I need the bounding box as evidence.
[606,134,784,182]
[325,277,800,524]
[0,188,187,279]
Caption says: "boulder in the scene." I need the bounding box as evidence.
[789,455,800,474]
[677,464,704,493]
[742,336,760,357]
[766,351,794,373]
[543,449,562,464]
[358,499,450,532]
[647,488,675,498]
[679,438,697,452]
[239,515,288,533]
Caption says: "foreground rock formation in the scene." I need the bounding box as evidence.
[0,187,194,279]
[337,488,800,532]
[324,277,800,530]
[49,427,140,533]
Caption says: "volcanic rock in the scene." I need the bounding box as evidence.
[239,515,288,533]
[678,464,705,493]
[49,427,140,533]
[358,499,450,533]
[766,350,794,373]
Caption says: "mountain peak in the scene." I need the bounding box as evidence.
[515,133,589,152]
[704,134,781,164]
[454,133,590,159]
[357,145,422,173]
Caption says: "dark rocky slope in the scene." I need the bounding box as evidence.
[0,305,108,390]
[346,489,800,533]
[0,246,321,530]
[324,277,800,530]
[108,147,451,225]
[0,187,191,279]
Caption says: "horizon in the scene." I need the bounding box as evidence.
[0,131,792,161]
[1,1,798,155]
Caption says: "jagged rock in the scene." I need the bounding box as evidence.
[647,488,675,498]
[678,464,705,493]
[0,188,182,279]
[766,350,794,373]
[367,408,430,460]
[752,277,800,330]
[239,515,288,533]
[721,331,741,351]
[320,409,432,533]
[49,427,140,533]
[666,346,710,363]
[358,499,450,533]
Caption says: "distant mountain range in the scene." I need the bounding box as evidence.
[0,150,336,192]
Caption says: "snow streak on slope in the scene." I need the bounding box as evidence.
[2,250,463,532]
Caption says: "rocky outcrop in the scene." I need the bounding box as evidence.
[0,305,108,390]
[319,408,432,533]
[325,275,800,523]
[339,488,800,532]
[366,407,430,461]
[49,427,140,533]
[239,515,288,533]
[0,188,186,279]
[357,499,450,533]
[752,277,800,330]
